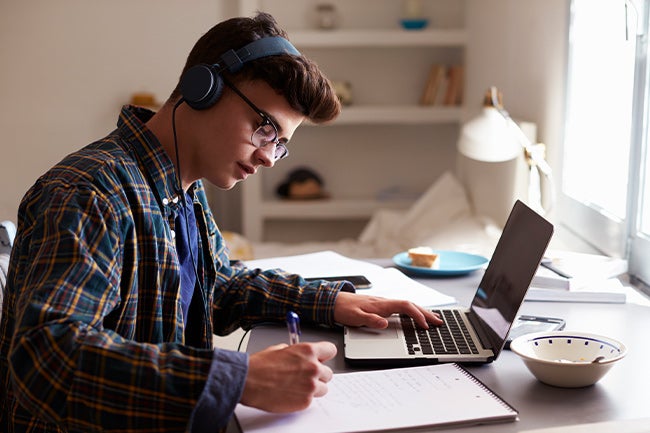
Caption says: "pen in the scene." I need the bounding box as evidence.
[286,311,301,345]
[541,258,572,279]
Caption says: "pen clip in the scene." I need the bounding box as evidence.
[286,311,301,345]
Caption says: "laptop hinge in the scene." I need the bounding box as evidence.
[466,310,493,351]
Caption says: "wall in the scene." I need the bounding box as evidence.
[214,0,572,236]
[465,0,569,215]
[0,0,237,222]
[0,1,569,235]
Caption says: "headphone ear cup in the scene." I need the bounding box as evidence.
[180,64,225,110]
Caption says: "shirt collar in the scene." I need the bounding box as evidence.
[116,105,184,216]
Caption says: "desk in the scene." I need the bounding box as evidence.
[233,260,650,432]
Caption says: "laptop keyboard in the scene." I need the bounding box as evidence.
[400,310,479,356]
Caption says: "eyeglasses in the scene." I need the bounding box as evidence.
[223,79,289,161]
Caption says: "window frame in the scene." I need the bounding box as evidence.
[560,0,650,287]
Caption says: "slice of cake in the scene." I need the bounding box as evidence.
[407,246,440,269]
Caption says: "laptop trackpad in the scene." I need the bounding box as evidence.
[347,321,400,340]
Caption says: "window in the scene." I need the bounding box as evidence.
[561,0,650,286]
[643,156,650,234]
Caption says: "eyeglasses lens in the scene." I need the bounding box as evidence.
[252,123,277,146]
[252,123,288,160]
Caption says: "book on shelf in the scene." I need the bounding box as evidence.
[443,65,464,106]
[235,363,518,433]
[530,250,628,290]
[419,64,464,106]
[419,64,446,106]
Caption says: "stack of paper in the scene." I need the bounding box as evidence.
[526,251,628,303]
[531,251,627,289]
[244,250,456,307]
[526,279,628,303]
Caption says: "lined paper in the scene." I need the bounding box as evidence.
[235,363,517,433]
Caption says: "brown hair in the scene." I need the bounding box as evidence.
[170,12,340,124]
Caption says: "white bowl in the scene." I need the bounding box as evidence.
[510,331,626,388]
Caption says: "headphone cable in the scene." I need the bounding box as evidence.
[171,99,205,297]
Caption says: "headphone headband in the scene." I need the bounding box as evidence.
[180,36,300,110]
[219,36,301,73]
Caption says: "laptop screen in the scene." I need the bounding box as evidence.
[470,200,554,354]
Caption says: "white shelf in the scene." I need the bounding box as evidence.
[315,105,463,125]
[239,0,466,242]
[289,29,467,47]
[260,199,412,219]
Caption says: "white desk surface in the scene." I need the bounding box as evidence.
[230,259,650,433]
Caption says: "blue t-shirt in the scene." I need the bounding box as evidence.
[175,191,198,324]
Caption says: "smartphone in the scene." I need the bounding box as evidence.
[304,275,372,289]
[504,315,566,349]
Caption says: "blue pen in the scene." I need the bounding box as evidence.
[286,311,301,345]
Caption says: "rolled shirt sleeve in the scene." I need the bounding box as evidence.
[189,349,249,433]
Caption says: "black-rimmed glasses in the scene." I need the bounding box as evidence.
[223,79,289,161]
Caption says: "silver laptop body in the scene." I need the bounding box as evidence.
[344,200,554,367]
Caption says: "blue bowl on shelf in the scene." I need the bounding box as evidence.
[400,18,429,30]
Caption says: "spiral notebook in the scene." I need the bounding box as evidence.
[234,363,518,433]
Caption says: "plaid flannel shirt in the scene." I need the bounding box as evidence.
[0,105,345,432]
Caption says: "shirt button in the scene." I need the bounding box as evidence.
[162,198,169,206]
[172,196,180,204]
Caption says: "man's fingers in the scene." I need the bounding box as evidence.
[262,343,289,352]
[412,306,443,328]
[313,377,330,398]
[242,341,337,413]
[361,301,442,329]
[333,291,444,330]
[312,341,338,362]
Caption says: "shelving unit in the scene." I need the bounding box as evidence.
[261,198,413,220]
[239,0,466,242]
[288,28,466,47]
[311,105,463,125]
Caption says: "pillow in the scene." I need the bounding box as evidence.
[0,221,15,321]
[1,221,15,255]
[0,253,8,322]
[396,171,472,248]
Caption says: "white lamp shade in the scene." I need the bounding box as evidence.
[455,105,534,226]
[457,107,521,162]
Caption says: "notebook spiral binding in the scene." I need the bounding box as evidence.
[453,363,518,413]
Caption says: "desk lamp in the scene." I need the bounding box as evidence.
[456,87,554,227]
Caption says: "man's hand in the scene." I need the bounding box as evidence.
[333,292,443,329]
[241,342,337,412]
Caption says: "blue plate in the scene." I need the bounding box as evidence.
[392,250,489,277]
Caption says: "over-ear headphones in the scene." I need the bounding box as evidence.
[179,36,300,110]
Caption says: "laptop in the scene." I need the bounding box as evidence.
[344,200,554,367]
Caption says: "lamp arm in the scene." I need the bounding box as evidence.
[494,104,556,214]
[493,105,549,169]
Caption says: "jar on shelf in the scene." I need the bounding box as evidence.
[403,0,423,18]
[401,0,429,30]
[314,3,340,30]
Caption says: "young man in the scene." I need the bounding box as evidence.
[0,12,441,433]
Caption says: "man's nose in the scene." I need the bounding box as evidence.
[255,144,276,168]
